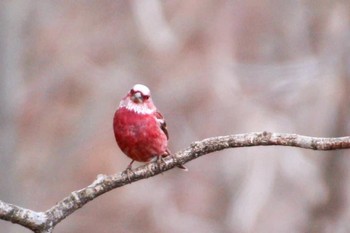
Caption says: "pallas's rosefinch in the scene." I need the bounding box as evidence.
[113,84,186,171]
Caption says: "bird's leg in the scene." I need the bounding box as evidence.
[127,160,135,170]
[122,160,135,182]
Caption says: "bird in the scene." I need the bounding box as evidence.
[113,84,187,172]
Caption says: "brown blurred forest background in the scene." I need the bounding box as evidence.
[1,1,350,233]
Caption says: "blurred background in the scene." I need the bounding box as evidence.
[0,1,350,232]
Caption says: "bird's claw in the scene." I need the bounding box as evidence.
[123,168,134,183]
[168,154,188,171]
[157,154,188,171]
[157,156,167,171]
[122,164,134,183]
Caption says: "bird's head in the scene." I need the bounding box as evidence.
[119,84,156,114]
[129,84,151,104]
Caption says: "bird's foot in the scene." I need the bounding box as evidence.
[122,161,135,183]
[167,154,188,171]
[157,156,167,171]
[159,153,188,171]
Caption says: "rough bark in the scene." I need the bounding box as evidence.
[1,132,350,232]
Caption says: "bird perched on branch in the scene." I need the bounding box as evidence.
[113,84,187,172]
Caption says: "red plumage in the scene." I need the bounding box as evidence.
[113,84,170,168]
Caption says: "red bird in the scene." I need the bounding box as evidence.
[113,84,186,171]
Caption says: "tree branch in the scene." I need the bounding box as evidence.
[0,200,48,232]
[1,132,350,232]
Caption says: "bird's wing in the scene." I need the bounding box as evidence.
[154,110,188,170]
[154,111,169,140]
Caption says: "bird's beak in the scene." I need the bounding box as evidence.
[131,92,143,103]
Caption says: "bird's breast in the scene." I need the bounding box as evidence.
[113,107,168,162]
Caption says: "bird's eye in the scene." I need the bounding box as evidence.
[143,95,149,100]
